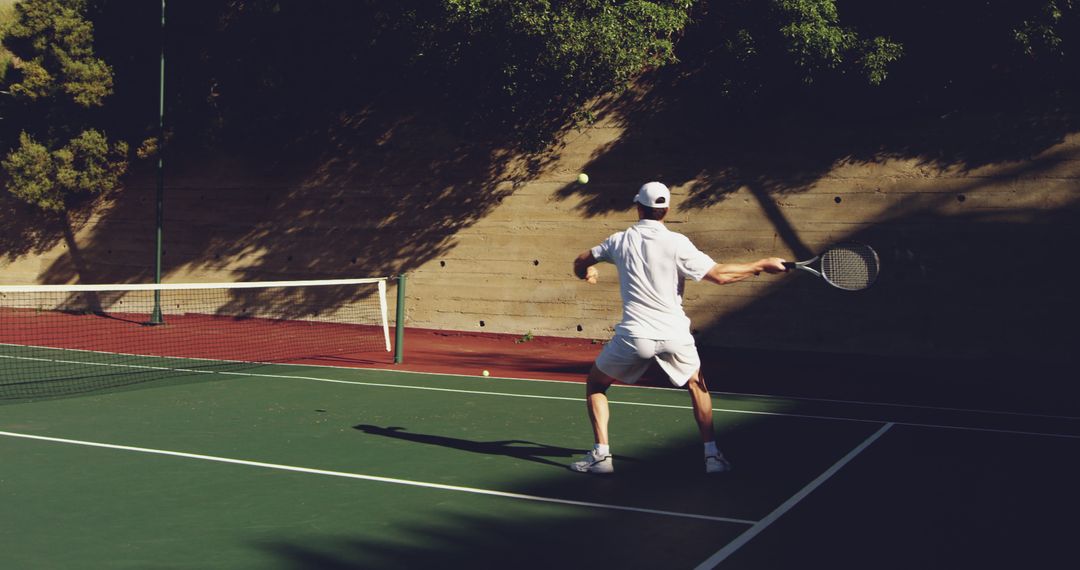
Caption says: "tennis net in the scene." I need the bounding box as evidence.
[0,278,393,400]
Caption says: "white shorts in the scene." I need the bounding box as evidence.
[594,335,701,387]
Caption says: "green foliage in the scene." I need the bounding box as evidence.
[859,36,904,86]
[136,2,918,158]
[1,0,127,211]
[2,132,56,209]
[3,0,113,106]
[0,0,16,83]
[54,129,128,195]
[1014,0,1074,57]
[774,0,903,85]
[2,130,127,211]
[776,0,851,70]
[409,1,696,143]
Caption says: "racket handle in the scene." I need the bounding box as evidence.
[782,262,795,270]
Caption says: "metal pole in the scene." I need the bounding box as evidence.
[150,0,166,324]
[394,274,406,364]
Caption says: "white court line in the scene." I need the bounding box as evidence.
[710,389,1080,422]
[331,366,1080,423]
[173,371,1080,440]
[5,353,1080,440]
[0,430,754,526]
[694,423,896,569]
[8,343,1079,423]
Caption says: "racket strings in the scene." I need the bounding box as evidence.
[820,245,880,290]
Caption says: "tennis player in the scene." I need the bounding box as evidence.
[570,181,787,474]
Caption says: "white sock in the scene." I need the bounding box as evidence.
[704,441,719,457]
[594,443,610,456]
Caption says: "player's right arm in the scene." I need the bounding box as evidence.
[577,234,618,284]
[573,251,600,284]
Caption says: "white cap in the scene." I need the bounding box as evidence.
[634,181,670,208]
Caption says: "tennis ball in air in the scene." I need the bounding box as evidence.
[482,370,490,377]
[577,173,589,184]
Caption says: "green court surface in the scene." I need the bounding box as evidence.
[2,358,1079,569]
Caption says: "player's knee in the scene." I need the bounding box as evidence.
[586,366,615,394]
[687,372,708,392]
[586,378,611,396]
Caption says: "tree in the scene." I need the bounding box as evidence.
[423,1,698,136]
[772,0,903,85]
[80,1,910,161]
[371,0,903,148]
[1,0,127,212]
[1013,0,1076,59]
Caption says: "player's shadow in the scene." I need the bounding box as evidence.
[352,424,636,470]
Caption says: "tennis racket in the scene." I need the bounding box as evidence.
[783,243,880,291]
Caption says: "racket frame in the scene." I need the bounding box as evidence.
[783,243,880,291]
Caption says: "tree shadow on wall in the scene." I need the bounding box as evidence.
[552,2,1080,405]
[556,1,1080,257]
[2,2,558,319]
[676,145,1079,413]
[693,193,1080,416]
[565,73,1080,405]
[4,1,1077,327]
[0,193,70,264]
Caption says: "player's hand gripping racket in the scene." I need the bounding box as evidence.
[784,243,880,291]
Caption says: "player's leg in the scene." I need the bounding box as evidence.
[685,369,716,444]
[586,364,618,445]
[687,369,732,473]
[656,342,733,474]
[571,337,651,474]
[653,342,714,442]
[571,364,618,474]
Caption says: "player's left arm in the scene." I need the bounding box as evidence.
[573,251,600,283]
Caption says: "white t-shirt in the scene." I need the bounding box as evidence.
[590,219,716,342]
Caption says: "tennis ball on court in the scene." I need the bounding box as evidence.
[577,173,589,184]
[482,370,490,377]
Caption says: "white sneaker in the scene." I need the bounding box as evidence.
[705,454,732,474]
[570,449,614,474]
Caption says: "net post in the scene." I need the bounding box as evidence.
[377,279,391,352]
[394,274,406,364]
[149,0,167,326]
